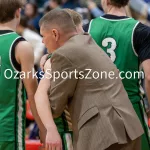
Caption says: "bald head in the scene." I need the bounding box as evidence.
[39,9,76,33]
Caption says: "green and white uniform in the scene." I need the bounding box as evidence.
[89,16,150,150]
[0,31,26,150]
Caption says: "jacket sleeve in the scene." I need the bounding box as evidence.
[48,51,78,118]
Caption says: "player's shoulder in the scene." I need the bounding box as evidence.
[134,22,150,37]
[16,40,32,51]
[135,22,150,30]
[15,40,34,61]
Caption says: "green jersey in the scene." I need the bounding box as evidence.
[89,17,141,104]
[0,31,26,147]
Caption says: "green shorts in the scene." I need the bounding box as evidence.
[60,131,73,150]
[0,141,25,150]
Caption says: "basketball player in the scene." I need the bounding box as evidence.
[89,0,150,149]
[0,0,45,149]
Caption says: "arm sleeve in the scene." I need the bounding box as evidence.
[134,22,150,63]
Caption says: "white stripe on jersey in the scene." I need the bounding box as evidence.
[17,80,23,149]
[131,21,139,57]
[9,36,21,72]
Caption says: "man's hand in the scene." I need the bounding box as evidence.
[40,54,49,71]
[45,128,62,150]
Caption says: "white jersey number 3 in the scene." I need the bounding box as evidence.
[102,38,117,62]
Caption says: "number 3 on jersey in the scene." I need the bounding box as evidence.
[102,38,117,62]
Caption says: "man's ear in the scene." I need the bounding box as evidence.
[52,29,59,42]
[15,8,21,19]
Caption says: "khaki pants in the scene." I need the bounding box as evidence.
[106,137,141,150]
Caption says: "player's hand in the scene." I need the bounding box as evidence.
[40,54,49,71]
[45,129,62,150]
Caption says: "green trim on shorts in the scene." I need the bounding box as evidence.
[22,89,26,150]
[15,80,19,149]
[15,80,25,150]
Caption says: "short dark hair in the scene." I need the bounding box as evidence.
[0,0,25,23]
[39,9,76,32]
[110,0,129,7]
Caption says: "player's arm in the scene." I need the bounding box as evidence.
[142,60,150,106]
[134,23,150,107]
[35,60,62,149]
[15,41,46,141]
